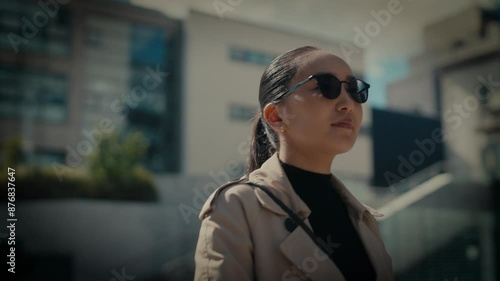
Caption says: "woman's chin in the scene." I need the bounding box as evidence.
[326,139,355,154]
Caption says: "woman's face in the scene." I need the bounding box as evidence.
[276,51,363,156]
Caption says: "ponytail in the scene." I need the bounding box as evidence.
[245,46,321,176]
[246,111,277,176]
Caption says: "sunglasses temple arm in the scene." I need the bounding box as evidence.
[275,77,313,101]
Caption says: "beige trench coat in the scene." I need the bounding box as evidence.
[194,153,394,281]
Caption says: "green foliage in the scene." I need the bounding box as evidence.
[0,136,23,170]
[1,166,157,201]
[11,166,88,199]
[87,131,150,183]
[0,132,158,202]
[84,130,157,201]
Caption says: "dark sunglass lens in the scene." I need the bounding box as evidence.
[353,80,368,103]
[357,89,368,103]
[316,75,340,99]
[347,80,359,95]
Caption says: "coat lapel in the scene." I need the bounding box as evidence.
[250,152,392,281]
[250,154,346,280]
[332,174,394,281]
[352,219,394,281]
[279,223,346,281]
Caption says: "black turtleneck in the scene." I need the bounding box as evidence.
[280,160,376,281]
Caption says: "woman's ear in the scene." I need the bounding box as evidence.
[262,103,283,130]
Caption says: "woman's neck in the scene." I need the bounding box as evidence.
[278,145,334,175]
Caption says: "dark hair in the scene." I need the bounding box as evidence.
[246,46,320,175]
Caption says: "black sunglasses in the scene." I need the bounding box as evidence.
[274,73,370,104]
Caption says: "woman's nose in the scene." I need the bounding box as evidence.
[335,85,355,112]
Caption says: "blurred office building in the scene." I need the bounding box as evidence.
[0,0,499,281]
[0,0,183,173]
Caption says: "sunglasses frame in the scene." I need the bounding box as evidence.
[273,73,370,104]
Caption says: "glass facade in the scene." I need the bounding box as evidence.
[0,67,68,123]
[228,103,257,121]
[0,0,182,173]
[229,46,278,66]
[81,15,178,172]
[0,0,72,57]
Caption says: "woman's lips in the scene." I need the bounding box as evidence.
[331,120,354,129]
[332,123,354,129]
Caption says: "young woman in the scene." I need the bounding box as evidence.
[194,46,394,281]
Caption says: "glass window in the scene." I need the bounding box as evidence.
[0,67,68,123]
[130,24,167,67]
[79,13,179,173]
[0,0,72,57]
[229,103,257,121]
[229,46,278,66]
[33,150,65,166]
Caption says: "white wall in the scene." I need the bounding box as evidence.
[183,11,371,179]
[386,70,437,118]
[385,5,499,119]
[441,58,499,182]
[423,6,483,52]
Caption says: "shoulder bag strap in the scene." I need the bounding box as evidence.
[245,181,335,256]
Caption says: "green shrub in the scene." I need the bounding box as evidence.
[0,136,23,170]
[0,132,158,202]
[0,165,157,202]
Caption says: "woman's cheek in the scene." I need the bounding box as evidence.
[357,104,363,121]
[280,104,301,125]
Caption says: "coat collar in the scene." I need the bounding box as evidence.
[279,225,346,281]
[249,152,311,218]
[250,153,392,281]
[199,152,392,281]
[248,152,383,221]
